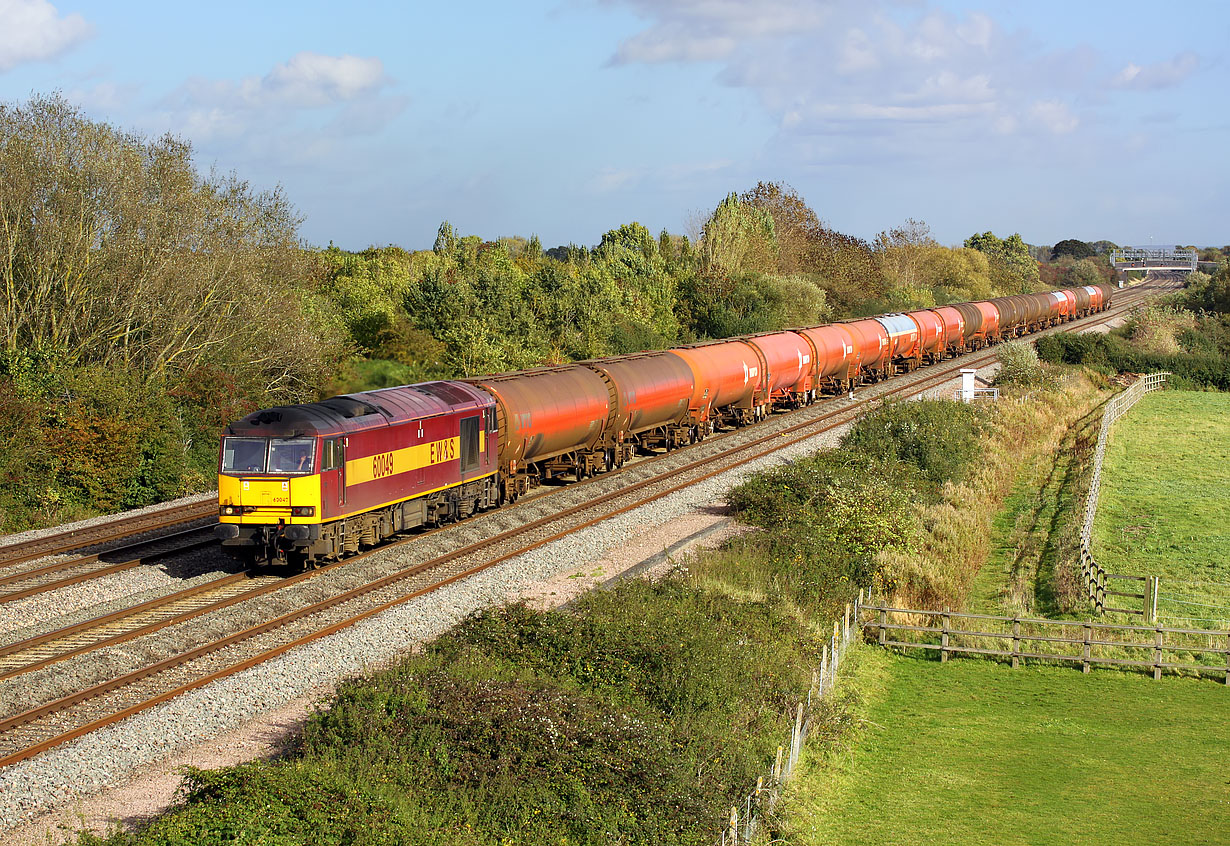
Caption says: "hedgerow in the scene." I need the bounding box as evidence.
[75,581,822,846]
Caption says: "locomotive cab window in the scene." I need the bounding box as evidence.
[269,438,315,474]
[222,437,267,474]
[460,416,480,473]
[322,438,342,471]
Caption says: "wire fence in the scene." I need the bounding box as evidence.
[1156,580,1230,630]
[715,594,861,845]
[1079,372,1230,628]
[1079,373,1169,617]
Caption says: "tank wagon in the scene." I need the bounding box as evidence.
[216,285,1116,566]
[464,366,612,500]
[668,339,767,427]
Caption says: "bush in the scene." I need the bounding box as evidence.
[993,340,1046,387]
[1036,329,1230,390]
[841,400,985,490]
[82,581,822,845]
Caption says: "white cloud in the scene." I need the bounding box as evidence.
[837,28,878,74]
[0,0,91,71]
[607,0,832,64]
[263,53,386,107]
[148,52,402,175]
[1030,100,1078,134]
[1111,51,1199,90]
[604,0,1098,159]
[171,52,387,112]
[590,157,734,194]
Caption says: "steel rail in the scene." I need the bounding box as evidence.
[0,280,1168,768]
[0,501,218,571]
[0,531,216,604]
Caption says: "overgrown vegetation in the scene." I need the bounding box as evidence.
[779,648,1230,846]
[71,581,824,845]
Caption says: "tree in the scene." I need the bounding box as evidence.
[964,231,1041,294]
[875,218,937,292]
[1050,239,1095,261]
[0,94,337,399]
[698,193,778,280]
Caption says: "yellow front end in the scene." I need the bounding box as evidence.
[218,474,323,525]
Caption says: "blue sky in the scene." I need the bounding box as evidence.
[1,0,1225,250]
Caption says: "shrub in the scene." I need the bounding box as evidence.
[81,580,818,846]
[841,399,985,490]
[993,340,1045,387]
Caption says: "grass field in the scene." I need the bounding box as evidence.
[1093,390,1230,625]
[782,648,1230,846]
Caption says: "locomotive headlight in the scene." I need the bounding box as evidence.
[222,506,236,516]
[291,506,315,517]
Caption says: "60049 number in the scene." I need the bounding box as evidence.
[372,452,396,479]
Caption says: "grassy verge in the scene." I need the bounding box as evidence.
[966,403,1098,618]
[873,375,1102,612]
[779,648,1230,846]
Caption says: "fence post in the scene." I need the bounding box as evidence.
[789,702,804,771]
[729,807,738,844]
[844,603,851,644]
[1082,623,1092,674]
[1153,625,1164,681]
[878,606,887,646]
[774,746,783,782]
[1224,633,1229,687]
[1011,617,1020,669]
[941,606,950,663]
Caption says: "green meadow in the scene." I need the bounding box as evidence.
[781,648,1230,846]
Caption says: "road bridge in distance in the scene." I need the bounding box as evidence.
[1109,246,1197,285]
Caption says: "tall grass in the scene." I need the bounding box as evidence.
[874,375,1102,610]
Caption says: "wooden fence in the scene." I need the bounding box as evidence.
[859,601,1230,684]
[1079,372,1169,617]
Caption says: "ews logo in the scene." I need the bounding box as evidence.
[430,439,456,464]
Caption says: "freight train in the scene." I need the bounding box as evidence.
[215,284,1114,567]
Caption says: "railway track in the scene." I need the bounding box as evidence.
[0,500,217,572]
[0,527,216,605]
[0,278,1172,770]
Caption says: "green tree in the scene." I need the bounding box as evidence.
[698,193,778,279]
[964,231,1041,294]
[0,94,339,399]
[1050,239,1096,260]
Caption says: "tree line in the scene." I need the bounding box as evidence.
[0,94,1130,531]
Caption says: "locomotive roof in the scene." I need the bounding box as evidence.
[224,380,493,438]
